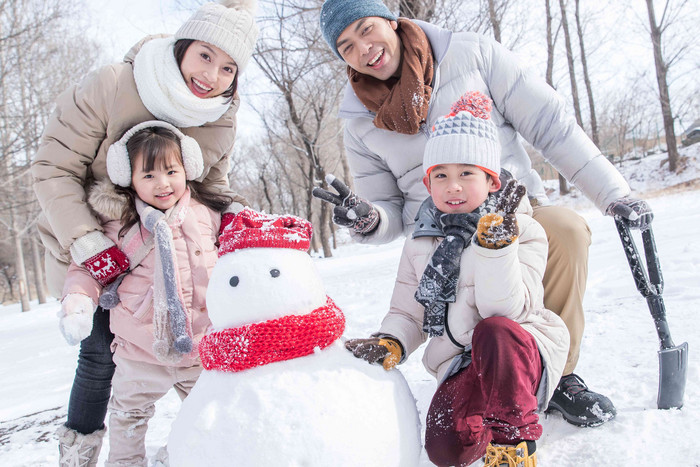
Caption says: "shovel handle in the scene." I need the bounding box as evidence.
[615,220,674,350]
[614,221,663,296]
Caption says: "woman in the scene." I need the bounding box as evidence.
[30,1,258,465]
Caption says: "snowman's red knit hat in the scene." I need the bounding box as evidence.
[218,207,313,256]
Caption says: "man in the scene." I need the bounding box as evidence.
[315,0,653,428]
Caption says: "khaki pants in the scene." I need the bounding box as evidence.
[532,205,591,376]
[105,354,202,467]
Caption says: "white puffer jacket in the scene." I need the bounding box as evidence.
[339,20,630,245]
[379,208,569,409]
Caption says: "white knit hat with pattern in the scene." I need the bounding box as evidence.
[423,91,501,179]
[175,0,259,72]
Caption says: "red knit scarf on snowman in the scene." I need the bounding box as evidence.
[199,297,345,372]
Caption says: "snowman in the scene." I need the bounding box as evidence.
[168,208,421,466]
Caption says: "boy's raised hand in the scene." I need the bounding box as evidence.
[345,337,402,370]
[312,174,380,235]
[476,179,527,249]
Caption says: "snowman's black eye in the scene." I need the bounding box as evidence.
[270,269,280,278]
[229,276,239,287]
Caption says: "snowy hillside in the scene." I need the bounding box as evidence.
[1,145,698,466]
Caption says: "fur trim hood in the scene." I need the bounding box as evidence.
[88,179,128,221]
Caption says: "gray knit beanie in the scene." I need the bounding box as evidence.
[423,91,501,178]
[320,0,397,59]
[175,0,259,72]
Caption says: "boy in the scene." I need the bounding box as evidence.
[344,92,569,466]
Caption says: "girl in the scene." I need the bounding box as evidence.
[62,122,227,466]
[30,1,258,464]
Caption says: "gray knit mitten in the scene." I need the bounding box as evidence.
[606,197,653,230]
[312,174,380,235]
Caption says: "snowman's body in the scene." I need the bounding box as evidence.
[168,243,421,466]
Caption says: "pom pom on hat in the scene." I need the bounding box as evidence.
[106,121,204,187]
[219,208,313,256]
[423,91,501,179]
[449,91,493,120]
[175,0,259,72]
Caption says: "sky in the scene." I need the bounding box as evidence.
[0,144,699,465]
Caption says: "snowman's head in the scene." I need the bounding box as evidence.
[206,247,326,329]
[207,208,325,330]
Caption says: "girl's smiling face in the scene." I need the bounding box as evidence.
[131,150,187,211]
[179,41,237,98]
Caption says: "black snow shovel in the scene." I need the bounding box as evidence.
[614,217,688,409]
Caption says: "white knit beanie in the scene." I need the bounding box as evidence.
[106,121,204,187]
[423,91,501,178]
[175,0,259,72]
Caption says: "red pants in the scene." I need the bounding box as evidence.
[424,317,543,467]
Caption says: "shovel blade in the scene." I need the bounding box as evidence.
[657,341,688,409]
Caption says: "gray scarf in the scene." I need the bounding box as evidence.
[413,190,502,337]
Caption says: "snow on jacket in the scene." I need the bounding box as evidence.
[379,205,569,408]
[339,20,630,245]
[62,182,221,367]
[31,35,246,295]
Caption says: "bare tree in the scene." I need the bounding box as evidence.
[644,0,688,172]
[397,0,437,20]
[556,0,586,195]
[252,0,348,256]
[0,0,98,307]
[574,0,599,146]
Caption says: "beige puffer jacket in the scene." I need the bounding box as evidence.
[379,208,569,409]
[31,35,246,296]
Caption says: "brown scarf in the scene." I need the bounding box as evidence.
[348,18,434,135]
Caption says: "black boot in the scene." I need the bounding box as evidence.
[547,373,616,427]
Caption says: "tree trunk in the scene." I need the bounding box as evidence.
[319,202,332,258]
[31,237,48,304]
[645,0,679,172]
[558,0,584,195]
[398,0,436,21]
[487,0,502,43]
[544,0,556,87]
[13,230,31,311]
[574,0,599,146]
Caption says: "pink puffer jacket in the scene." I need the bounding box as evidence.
[63,185,221,367]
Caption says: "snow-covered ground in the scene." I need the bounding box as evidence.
[1,145,698,466]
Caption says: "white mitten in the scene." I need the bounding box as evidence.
[59,294,97,345]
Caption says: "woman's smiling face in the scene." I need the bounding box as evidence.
[179,41,237,98]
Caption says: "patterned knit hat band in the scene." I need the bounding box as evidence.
[175,0,259,72]
[320,0,397,59]
[423,91,501,177]
[218,208,313,256]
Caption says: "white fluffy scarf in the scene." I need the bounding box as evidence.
[133,37,229,128]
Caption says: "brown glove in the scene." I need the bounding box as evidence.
[476,179,527,249]
[345,337,402,370]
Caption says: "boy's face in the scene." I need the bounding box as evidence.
[423,164,500,214]
[336,17,402,81]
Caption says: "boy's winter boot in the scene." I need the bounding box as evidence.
[547,373,616,427]
[483,440,536,467]
[57,424,105,467]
